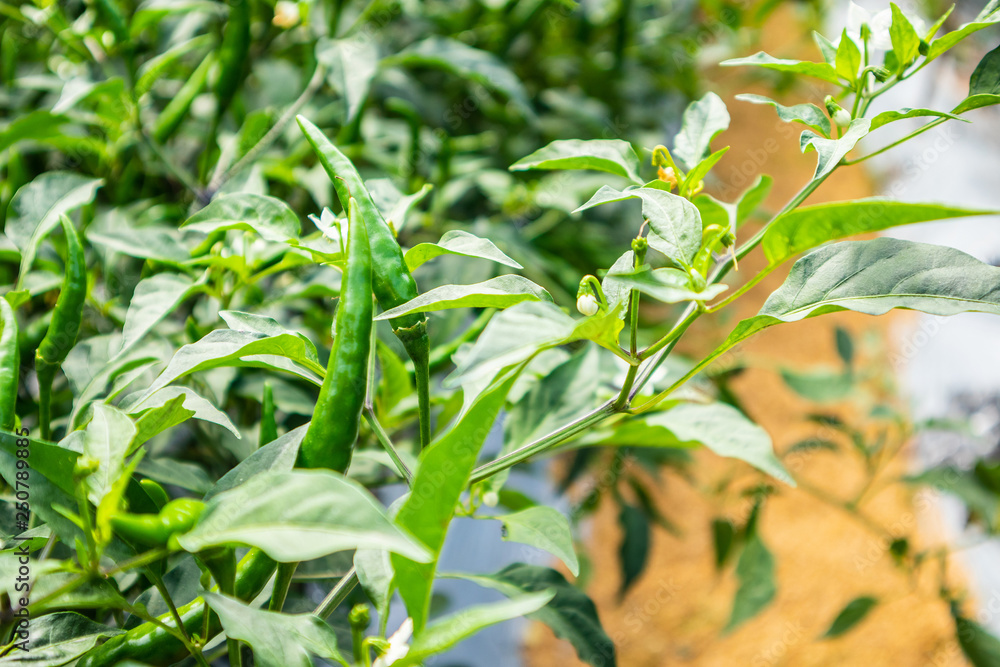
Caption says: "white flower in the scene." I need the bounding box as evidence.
[309,207,346,249]
[374,618,413,667]
[272,1,300,28]
[576,293,599,316]
[845,2,926,51]
[833,107,852,127]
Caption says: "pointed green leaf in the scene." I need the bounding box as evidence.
[604,266,728,304]
[735,94,831,136]
[576,186,702,267]
[177,470,431,563]
[836,30,862,81]
[182,194,300,244]
[82,405,136,506]
[376,276,550,321]
[726,531,776,631]
[870,107,967,131]
[399,592,555,666]
[317,35,379,123]
[800,119,869,180]
[673,92,730,170]
[498,506,579,576]
[721,52,841,84]
[762,199,995,267]
[889,4,921,70]
[405,230,522,271]
[392,371,519,631]
[822,596,878,638]
[617,502,650,598]
[449,564,615,667]
[120,273,199,354]
[204,593,348,667]
[6,172,102,289]
[927,13,1000,61]
[971,43,1000,95]
[510,139,642,183]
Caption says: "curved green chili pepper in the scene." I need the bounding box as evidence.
[0,298,20,432]
[296,115,432,448]
[298,197,372,472]
[215,0,250,116]
[152,52,214,144]
[35,215,86,441]
[110,497,205,547]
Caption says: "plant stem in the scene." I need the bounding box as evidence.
[842,116,949,165]
[469,400,617,483]
[363,409,414,485]
[269,562,298,612]
[315,567,359,619]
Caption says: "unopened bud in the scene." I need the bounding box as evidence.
[576,293,599,317]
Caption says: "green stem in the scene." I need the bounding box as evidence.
[842,116,949,165]
[269,562,297,612]
[469,401,617,483]
[315,567,359,619]
[412,350,432,450]
[36,362,55,441]
[364,409,414,485]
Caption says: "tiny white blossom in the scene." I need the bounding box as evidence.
[272,1,300,28]
[576,293,599,316]
[374,618,413,667]
[833,108,852,127]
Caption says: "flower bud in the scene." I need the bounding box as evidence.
[483,491,500,507]
[689,268,706,292]
[576,293,599,317]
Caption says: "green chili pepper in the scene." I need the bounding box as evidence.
[110,497,205,547]
[296,115,432,448]
[0,298,20,432]
[35,215,86,441]
[298,198,372,472]
[152,52,214,144]
[215,0,250,116]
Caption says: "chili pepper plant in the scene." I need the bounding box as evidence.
[2,0,1000,665]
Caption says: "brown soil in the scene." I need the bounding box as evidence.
[525,7,968,667]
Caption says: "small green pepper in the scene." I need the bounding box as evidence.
[152,52,214,144]
[0,298,20,432]
[215,0,250,116]
[298,198,372,472]
[110,497,205,547]
[297,116,432,448]
[35,215,86,441]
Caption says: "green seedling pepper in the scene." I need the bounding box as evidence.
[110,498,205,547]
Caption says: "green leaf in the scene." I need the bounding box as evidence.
[822,596,878,638]
[405,230,522,271]
[726,530,776,631]
[497,506,579,576]
[6,612,121,664]
[510,139,642,183]
[721,52,841,84]
[952,94,1000,114]
[204,593,348,667]
[135,457,213,494]
[735,94,831,136]
[604,266,728,304]
[392,371,519,631]
[673,92,730,170]
[124,385,240,445]
[6,172,102,289]
[0,110,69,153]
[399,591,555,666]
[712,518,735,570]
[605,402,791,484]
[446,302,576,389]
[800,119,870,180]
[761,199,993,268]
[317,35,379,123]
[869,107,967,131]
[388,36,531,113]
[617,502,650,598]
[971,43,1000,95]
[927,14,1000,61]
[376,276,549,321]
[355,547,394,627]
[448,564,615,667]
[835,30,861,82]
[682,146,729,192]
[182,194,300,245]
[780,367,854,402]
[889,4,921,70]
[82,405,136,507]
[736,174,774,225]
[177,470,430,562]
[905,466,999,529]
[576,186,702,267]
[119,273,199,354]
[206,425,306,499]
[954,608,1000,666]
[136,329,325,402]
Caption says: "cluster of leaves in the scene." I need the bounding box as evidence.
[1,0,1000,666]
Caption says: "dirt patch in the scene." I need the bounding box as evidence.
[525,8,967,666]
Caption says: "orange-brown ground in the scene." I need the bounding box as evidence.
[526,6,968,666]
